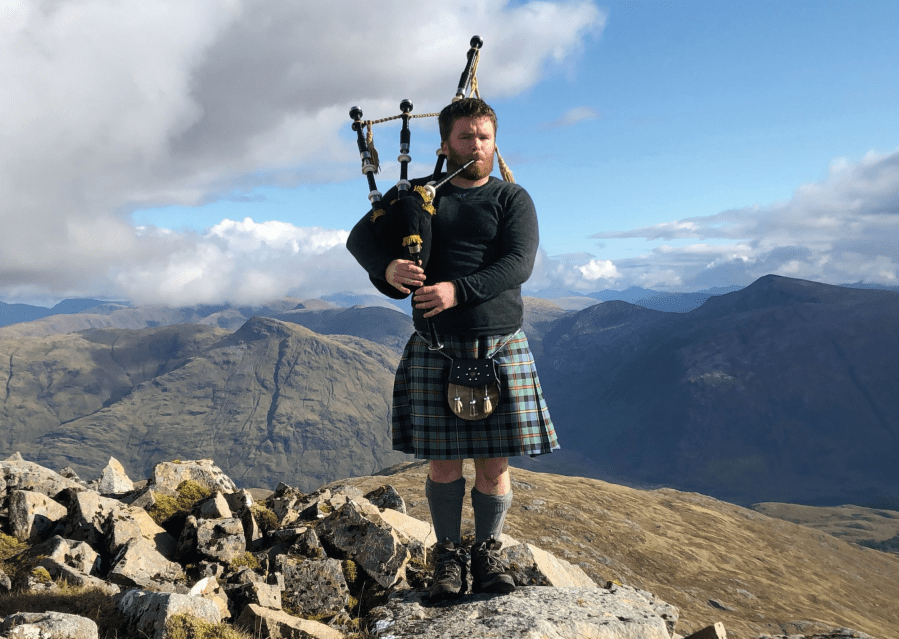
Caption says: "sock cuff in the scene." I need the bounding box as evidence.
[426,476,466,499]
[471,487,513,513]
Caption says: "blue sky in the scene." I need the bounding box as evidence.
[3,1,898,305]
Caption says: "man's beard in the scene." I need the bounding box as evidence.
[445,146,494,181]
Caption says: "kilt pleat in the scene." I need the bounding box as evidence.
[392,329,560,460]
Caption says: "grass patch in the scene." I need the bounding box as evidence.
[228,552,261,572]
[165,613,254,639]
[249,503,278,534]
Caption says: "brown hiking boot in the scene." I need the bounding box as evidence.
[429,540,468,602]
[470,538,515,594]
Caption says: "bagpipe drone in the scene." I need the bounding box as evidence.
[348,36,514,301]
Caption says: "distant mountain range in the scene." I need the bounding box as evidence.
[1,275,897,507]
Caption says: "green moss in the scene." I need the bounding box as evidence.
[30,566,52,584]
[147,480,213,525]
[250,503,278,533]
[228,552,261,572]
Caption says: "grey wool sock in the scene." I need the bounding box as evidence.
[471,487,513,543]
[426,476,466,544]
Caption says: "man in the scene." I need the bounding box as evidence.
[347,98,558,601]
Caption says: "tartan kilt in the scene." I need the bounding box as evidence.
[392,329,560,460]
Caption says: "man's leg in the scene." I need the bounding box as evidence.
[470,457,515,593]
[471,457,512,541]
[427,459,465,543]
[427,459,467,601]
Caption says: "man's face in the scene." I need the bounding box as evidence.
[441,116,496,183]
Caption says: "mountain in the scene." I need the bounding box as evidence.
[341,460,899,639]
[0,318,409,491]
[531,275,899,506]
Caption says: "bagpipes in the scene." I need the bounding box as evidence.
[349,35,513,297]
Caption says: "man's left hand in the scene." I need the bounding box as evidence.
[414,282,457,318]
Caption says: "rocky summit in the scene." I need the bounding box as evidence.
[0,453,892,639]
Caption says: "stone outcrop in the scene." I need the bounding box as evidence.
[0,454,879,639]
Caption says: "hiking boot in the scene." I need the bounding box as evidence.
[429,540,468,602]
[470,538,515,594]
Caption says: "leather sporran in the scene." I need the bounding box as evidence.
[447,358,501,421]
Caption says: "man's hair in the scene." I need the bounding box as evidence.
[438,98,497,142]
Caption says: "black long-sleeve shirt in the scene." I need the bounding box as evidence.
[346,175,539,337]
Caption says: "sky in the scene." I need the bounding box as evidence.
[2,0,898,307]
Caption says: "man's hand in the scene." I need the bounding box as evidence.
[386,259,426,294]
[414,282,457,318]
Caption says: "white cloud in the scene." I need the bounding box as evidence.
[0,0,605,304]
[545,106,600,129]
[573,148,899,290]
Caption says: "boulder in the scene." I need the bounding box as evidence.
[365,484,407,514]
[108,537,185,591]
[0,611,99,639]
[199,491,233,519]
[150,459,237,494]
[8,489,68,542]
[226,581,282,618]
[106,502,177,559]
[502,542,597,588]
[0,458,82,507]
[237,604,344,639]
[177,515,246,563]
[368,586,676,639]
[115,589,221,639]
[278,556,349,617]
[316,500,410,588]
[189,576,230,619]
[97,457,134,494]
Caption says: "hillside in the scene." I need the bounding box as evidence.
[331,461,899,639]
[0,318,409,490]
[533,275,899,506]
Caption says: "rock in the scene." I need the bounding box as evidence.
[0,568,11,593]
[686,622,727,638]
[36,557,119,593]
[316,500,410,588]
[189,576,231,619]
[365,484,407,514]
[224,489,254,514]
[0,611,99,639]
[369,586,675,639]
[115,589,221,639]
[226,581,282,618]
[237,604,344,639]
[39,536,101,575]
[108,537,185,591]
[199,491,233,519]
[8,489,68,542]
[150,459,237,494]
[178,515,246,564]
[278,556,349,617]
[502,542,597,588]
[0,458,82,507]
[106,502,177,559]
[97,457,134,494]
[58,488,127,549]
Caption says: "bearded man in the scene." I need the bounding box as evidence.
[346,98,559,602]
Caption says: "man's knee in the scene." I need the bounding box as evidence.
[429,459,464,483]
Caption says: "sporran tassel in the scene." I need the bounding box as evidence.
[483,392,493,414]
[453,396,463,414]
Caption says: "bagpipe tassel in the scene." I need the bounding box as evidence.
[366,124,381,173]
[483,392,493,414]
[402,234,423,247]
[496,146,515,184]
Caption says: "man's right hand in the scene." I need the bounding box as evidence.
[386,259,426,294]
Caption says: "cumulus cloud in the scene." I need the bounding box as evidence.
[580,148,899,290]
[0,0,605,304]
